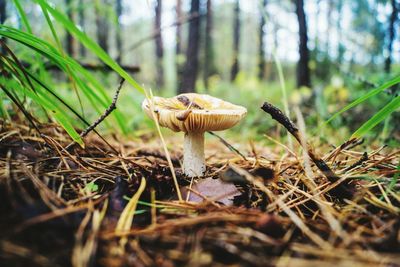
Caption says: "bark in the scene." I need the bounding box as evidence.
[0,0,6,53]
[0,0,5,25]
[95,0,109,53]
[154,0,164,88]
[179,0,201,93]
[176,0,183,85]
[203,0,217,88]
[325,0,334,53]
[78,0,86,57]
[116,0,123,63]
[176,0,183,56]
[314,0,321,50]
[385,0,398,73]
[258,0,267,80]
[65,0,76,57]
[294,0,311,88]
[336,0,344,64]
[230,0,240,81]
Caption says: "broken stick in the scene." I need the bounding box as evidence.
[261,102,355,199]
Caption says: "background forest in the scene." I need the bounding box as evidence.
[0,0,399,145]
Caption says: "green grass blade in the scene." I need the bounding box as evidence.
[326,75,400,124]
[12,0,33,33]
[0,25,128,133]
[24,86,85,147]
[37,2,86,119]
[387,161,400,194]
[351,95,400,138]
[35,0,145,94]
[37,1,63,50]
[1,74,84,147]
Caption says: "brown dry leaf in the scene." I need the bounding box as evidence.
[183,177,241,206]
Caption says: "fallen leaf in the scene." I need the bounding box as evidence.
[183,177,241,206]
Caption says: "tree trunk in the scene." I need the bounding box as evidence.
[203,0,217,88]
[154,0,164,88]
[176,0,183,86]
[230,0,240,81]
[78,0,86,58]
[385,0,398,73]
[0,0,5,24]
[258,0,267,80]
[95,0,109,53]
[116,0,123,63]
[295,0,311,88]
[176,0,182,56]
[0,0,6,53]
[179,0,201,93]
[336,0,344,65]
[65,0,76,57]
[325,0,333,53]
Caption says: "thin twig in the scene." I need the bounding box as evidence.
[80,79,125,138]
[0,85,43,138]
[208,131,247,161]
[341,152,368,173]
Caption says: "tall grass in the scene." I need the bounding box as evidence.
[0,0,146,145]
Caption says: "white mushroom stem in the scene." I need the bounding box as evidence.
[183,131,205,177]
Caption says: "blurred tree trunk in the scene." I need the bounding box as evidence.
[314,0,321,51]
[95,0,109,53]
[115,0,123,63]
[154,0,164,88]
[325,1,334,53]
[65,0,76,57]
[230,0,240,81]
[258,0,267,80]
[0,0,5,24]
[385,0,398,73]
[176,0,183,86]
[0,0,6,53]
[179,0,201,93]
[336,0,344,65]
[294,0,311,88]
[176,0,182,56]
[203,0,217,88]
[78,0,86,58]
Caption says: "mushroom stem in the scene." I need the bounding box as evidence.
[183,131,205,177]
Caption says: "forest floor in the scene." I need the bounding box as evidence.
[0,119,399,267]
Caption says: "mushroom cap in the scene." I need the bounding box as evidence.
[142,93,247,133]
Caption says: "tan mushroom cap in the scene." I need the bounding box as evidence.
[142,93,247,133]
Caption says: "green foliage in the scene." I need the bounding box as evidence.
[327,74,400,138]
[352,95,400,138]
[35,0,145,94]
[0,0,149,144]
[84,181,99,193]
[0,0,398,146]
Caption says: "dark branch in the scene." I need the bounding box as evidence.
[342,152,368,173]
[261,101,355,199]
[20,61,140,73]
[80,78,126,138]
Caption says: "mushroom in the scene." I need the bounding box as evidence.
[142,93,247,177]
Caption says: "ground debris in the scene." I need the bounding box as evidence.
[0,120,399,266]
